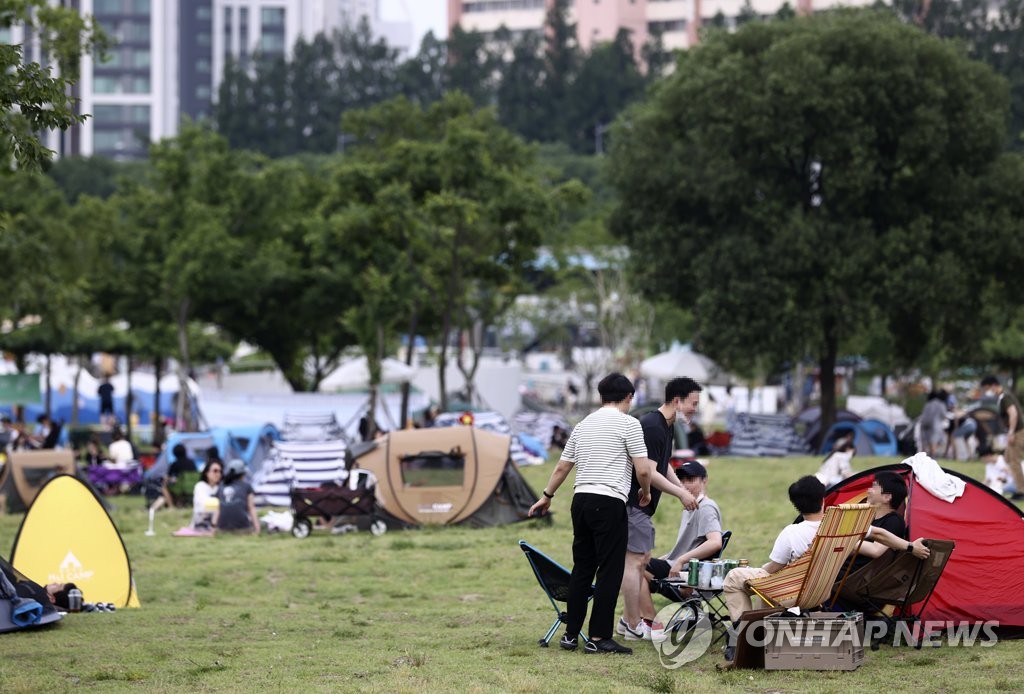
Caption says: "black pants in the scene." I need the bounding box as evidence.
[566,493,627,640]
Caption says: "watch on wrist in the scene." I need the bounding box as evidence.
[905,542,914,553]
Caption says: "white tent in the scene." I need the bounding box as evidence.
[640,348,732,386]
[318,357,415,393]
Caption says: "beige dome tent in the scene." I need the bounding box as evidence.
[0,450,76,514]
[351,426,542,527]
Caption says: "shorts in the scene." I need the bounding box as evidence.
[626,506,655,554]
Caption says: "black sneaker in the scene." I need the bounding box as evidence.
[723,645,735,662]
[559,634,578,651]
[584,638,632,655]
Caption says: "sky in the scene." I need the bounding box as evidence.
[380,0,448,44]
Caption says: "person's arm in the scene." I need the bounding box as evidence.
[632,456,653,507]
[761,560,787,574]
[248,493,259,536]
[669,531,723,574]
[528,458,574,517]
[1008,403,1019,444]
[865,526,930,559]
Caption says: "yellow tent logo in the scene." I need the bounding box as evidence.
[11,475,139,608]
[50,551,95,584]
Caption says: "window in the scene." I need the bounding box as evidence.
[95,0,123,14]
[130,105,150,124]
[197,6,212,21]
[400,451,465,488]
[93,130,123,150]
[92,105,122,122]
[197,32,211,47]
[261,8,285,27]
[130,76,150,93]
[132,0,150,13]
[259,34,284,53]
[94,76,118,93]
[122,20,150,42]
[196,58,211,73]
[196,85,212,100]
[98,51,123,68]
[133,49,150,68]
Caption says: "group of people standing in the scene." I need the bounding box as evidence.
[528,370,935,661]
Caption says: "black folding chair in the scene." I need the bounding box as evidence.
[519,540,593,647]
[836,539,955,649]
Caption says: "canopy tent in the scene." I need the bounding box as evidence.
[318,357,415,392]
[825,463,1024,637]
[640,349,732,386]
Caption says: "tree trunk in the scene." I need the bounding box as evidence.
[175,300,192,431]
[400,308,420,428]
[44,354,52,418]
[153,359,164,448]
[71,357,81,426]
[818,315,839,447]
[126,356,134,441]
[438,236,461,412]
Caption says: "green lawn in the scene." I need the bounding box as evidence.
[0,456,1021,693]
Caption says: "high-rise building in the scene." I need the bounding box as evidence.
[10,0,414,160]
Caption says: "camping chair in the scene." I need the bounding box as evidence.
[837,539,955,649]
[652,531,734,645]
[747,503,874,612]
[519,540,593,647]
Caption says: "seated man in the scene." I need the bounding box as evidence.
[721,475,929,660]
[641,459,723,606]
[842,471,907,576]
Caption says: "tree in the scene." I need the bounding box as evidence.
[1,1,107,170]
[609,10,1013,433]
[340,94,553,410]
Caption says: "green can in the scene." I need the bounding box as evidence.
[687,558,700,586]
[723,559,739,575]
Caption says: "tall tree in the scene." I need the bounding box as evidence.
[1,1,107,170]
[609,10,1013,434]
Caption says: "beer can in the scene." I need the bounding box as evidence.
[738,559,749,568]
[687,558,700,586]
[724,559,739,575]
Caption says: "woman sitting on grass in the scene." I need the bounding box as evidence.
[216,459,260,535]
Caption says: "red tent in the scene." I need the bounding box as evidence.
[826,463,1024,637]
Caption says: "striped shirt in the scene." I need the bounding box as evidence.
[562,406,648,503]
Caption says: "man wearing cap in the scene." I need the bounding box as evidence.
[618,378,702,642]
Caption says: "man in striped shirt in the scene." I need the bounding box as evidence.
[529,373,653,655]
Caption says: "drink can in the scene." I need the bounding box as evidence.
[738,559,749,568]
[687,558,699,586]
[67,588,83,612]
[724,559,739,575]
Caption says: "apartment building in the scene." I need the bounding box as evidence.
[11,0,412,160]
[450,0,874,54]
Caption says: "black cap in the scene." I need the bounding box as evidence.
[677,460,707,478]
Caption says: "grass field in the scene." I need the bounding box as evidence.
[1,455,1022,693]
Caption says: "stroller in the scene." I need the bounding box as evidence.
[290,469,387,538]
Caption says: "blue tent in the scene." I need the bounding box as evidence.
[145,424,281,479]
[819,418,898,456]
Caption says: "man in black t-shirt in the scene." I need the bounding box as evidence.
[618,377,701,642]
[843,471,908,577]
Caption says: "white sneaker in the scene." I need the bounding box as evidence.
[622,619,646,641]
[616,616,630,636]
[646,619,668,644]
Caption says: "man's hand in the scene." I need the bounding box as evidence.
[638,488,651,507]
[678,487,698,511]
[528,497,550,517]
[911,538,931,560]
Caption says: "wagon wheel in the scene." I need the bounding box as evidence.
[291,519,312,539]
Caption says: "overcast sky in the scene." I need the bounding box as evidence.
[380,0,448,43]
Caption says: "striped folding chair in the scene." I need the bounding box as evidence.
[747,503,874,611]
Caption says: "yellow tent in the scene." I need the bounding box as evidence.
[10,475,140,608]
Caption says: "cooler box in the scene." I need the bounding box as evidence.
[763,612,865,671]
